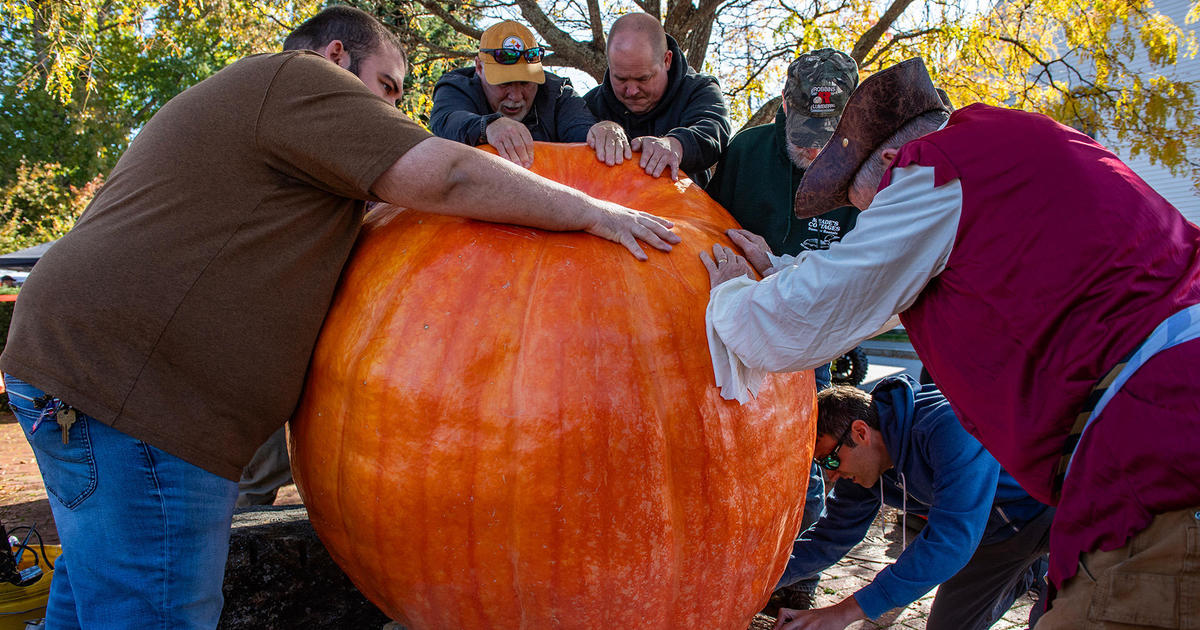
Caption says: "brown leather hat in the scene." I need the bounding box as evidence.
[794,58,949,218]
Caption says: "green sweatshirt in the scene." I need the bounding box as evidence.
[706,108,860,255]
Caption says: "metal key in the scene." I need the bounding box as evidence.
[57,406,78,445]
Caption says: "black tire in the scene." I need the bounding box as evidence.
[830,347,869,386]
[919,366,935,385]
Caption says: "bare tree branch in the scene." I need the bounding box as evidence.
[862,27,941,66]
[725,47,794,95]
[414,0,484,39]
[744,95,782,130]
[514,0,608,77]
[850,0,918,64]
[586,0,606,49]
[634,0,661,19]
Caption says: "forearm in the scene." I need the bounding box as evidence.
[667,121,728,174]
[372,136,600,232]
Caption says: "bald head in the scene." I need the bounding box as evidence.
[604,13,673,114]
[607,13,667,58]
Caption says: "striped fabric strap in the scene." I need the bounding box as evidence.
[1051,302,1200,502]
[1051,351,1131,501]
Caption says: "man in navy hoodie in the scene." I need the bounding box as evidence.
[583,12,730,187]
[773,376,1052,630]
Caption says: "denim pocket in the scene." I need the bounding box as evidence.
[7,380,98,510]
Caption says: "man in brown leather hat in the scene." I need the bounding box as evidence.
[702,58,1200,629]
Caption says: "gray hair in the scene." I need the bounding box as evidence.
[851,110,949,196]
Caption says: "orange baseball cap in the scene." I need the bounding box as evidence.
[478,20,545,85]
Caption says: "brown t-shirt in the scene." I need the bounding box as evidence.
[1,51,431,480]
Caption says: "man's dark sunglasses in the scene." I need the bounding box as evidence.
[480,46,545,65]
[814,423,855,471]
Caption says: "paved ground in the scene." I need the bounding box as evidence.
[858,336,924,391]
[803,505,1038,630]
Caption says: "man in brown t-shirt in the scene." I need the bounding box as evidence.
[0,7,678,628]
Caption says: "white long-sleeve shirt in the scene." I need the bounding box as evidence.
[705,163,964,402]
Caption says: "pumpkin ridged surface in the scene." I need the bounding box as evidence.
[291,143,815,629]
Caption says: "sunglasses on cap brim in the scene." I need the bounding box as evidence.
[480,46,545,65]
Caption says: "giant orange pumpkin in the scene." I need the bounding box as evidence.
[290,143,815,629]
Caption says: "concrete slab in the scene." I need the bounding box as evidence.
[858,357,924,391]
[857,334,925,391]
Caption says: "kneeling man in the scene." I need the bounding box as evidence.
[774,376,1051,630]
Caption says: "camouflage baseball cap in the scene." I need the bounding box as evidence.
[783,49,859,149]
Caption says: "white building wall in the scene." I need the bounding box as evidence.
[1098,0,1200,224]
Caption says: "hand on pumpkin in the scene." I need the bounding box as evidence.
[587,121,632,166]
[631,135,682,181]
[587,203,681,261]
[727,229,776,276]
[700,243,753,288]
[772,597,867,630]
[485,117,535,168]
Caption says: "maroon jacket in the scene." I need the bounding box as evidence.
[891,104,1200,587]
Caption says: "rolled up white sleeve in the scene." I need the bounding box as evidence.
[706,164,963,402]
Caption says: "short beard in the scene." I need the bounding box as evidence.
[786,143,815,170]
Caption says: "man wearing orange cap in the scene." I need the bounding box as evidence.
[432,20,600,168]
[703,58,1200,628]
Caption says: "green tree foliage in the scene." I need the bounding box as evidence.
[3,0,1196,209]
[390,0,1198,190]
[1,0,323,191]
[0,161,102,252]
[1,0,324,251]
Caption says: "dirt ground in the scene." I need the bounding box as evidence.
[0,408,59,543]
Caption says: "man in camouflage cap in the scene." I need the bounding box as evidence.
[704,48,859,614]
[782,48,859,169]
[707,48,860,257]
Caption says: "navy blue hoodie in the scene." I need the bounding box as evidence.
[430,67,597,145]
[779,375,1047,619]
[584,35,730,187]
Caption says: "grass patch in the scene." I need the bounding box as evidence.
[870,329,909,343]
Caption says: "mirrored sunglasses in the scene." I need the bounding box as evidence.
[480,46,545,65]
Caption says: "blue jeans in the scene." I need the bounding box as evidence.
[774,365,830,591]
[813,363,832,391]
[5,375,238,630]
